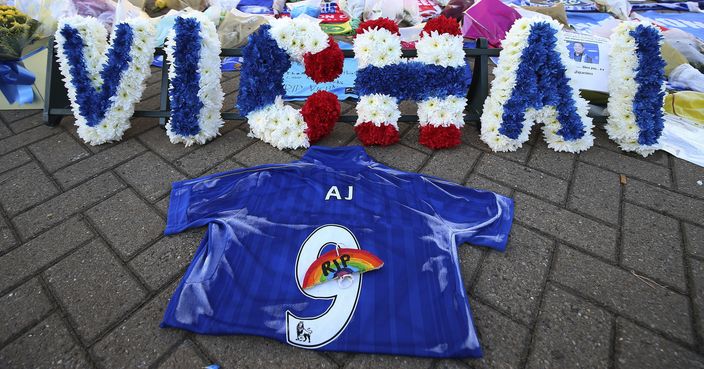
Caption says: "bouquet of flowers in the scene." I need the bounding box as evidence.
[0,5,40,61]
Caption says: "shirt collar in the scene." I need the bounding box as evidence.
[299,146,374,172]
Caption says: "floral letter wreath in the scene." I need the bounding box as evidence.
[56,16,156,145]
[606,21,666,157]
[237,17,344,150]
[480,18,593,153]
[165,13,225,146]
[353,16,470,149]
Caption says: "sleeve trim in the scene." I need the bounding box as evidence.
[164,182,191,235]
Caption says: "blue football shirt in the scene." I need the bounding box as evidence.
[161,146,514,358]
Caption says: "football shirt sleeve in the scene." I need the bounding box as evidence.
[164,165,276,235]
[421,176,514,251]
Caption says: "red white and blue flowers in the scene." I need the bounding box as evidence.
[480,18,593,153]
[165,12,224,146]
[55,16,156,145]
[353,16,470,149]
[237,17,343,150]
[606,21,666,157]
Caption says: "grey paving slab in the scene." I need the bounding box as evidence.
[514,193,618,260]
[434,359,470,369]
[552,245,695,344]
[0,213,16,252]
[53,139,147,189]
[420,145,482,183]
[567,162,621,225]
[344,354,433,369]
[526,284,612,369]
[91,282,183,369]
[684,223,704,257]
[8,113,44,133]
[0,278,53,345]
[0,217,93,292]
[465,173,513,198]
[86,190,165,259]
[202,158,244,176]
[353,142,428,172]
[0,313,91,369]
[621,203,686,291]
[469,299,530,369]
[474,225,552,324]
[234,141,298,167]
[13,172,124,240]
[2,110,704,368]
[400,125,432,154]
[45,239,147,342]
[0,117,11,139]
[462,124,533,164]
[0,149,31,174]
[527,139,576,180]
[640,149,670,167]
[690,258,704,342]
[28,132,90,172]
[0,162,59,216]
[581,146,672,187]
[458,243,485,292]
[0,109,41,124]
[154,195,170,217]
[137,126,197,161]
[625,178,704,224]
[313,122,357,147]
[129,230,202,291]
[673,157,704,199]
[615,318,704,369]
[476,155,568,204]
[0,124,59,156]
[174,128,254,177]
[197,335,337,369]
[115,152,186,201]
[155,340,208,369]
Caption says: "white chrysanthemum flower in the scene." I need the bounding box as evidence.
[246,98,309,150]
[416,32,465,68]
[418,96,467,127]
[356,94,401,127]
[269,17,328,61]
[353,28,403,68]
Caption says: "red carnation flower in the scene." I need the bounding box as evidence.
[354,122,400,146]
[418,125,462,149]
[303,36,344,83]
[421,15,462,36]
[356,18,400,36]
[301,91,340,143]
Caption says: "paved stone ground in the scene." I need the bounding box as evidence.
[1,70,704,369]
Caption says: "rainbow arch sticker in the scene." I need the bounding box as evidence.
[302,248,384,290]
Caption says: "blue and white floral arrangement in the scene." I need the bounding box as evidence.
[164,12,225,146]
[480,18,593,153]
[237,17,343,150]
[55,16,156,145]
[606,21,666,157]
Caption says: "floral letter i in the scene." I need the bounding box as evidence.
[165,13,225,146]
[606,21,666,157]
[480,18,593,153]
[56,16,156,145]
